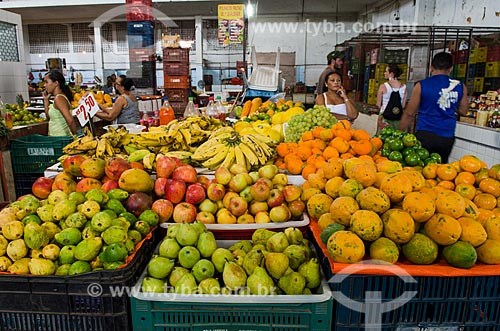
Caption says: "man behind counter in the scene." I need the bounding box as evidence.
[315,51,344,96]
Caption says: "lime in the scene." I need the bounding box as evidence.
[402,133,417,147]
[429,153,442,164]
[388,150,403,163]
[388,139,404,151]
[405,153,421,166]
[416,148,430,160]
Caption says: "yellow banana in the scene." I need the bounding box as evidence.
[202,145,229,169]
[104,139,115,157]
[246,134,274,159]
[240,135,266,164]
[192,143,226,161]
[234,145,246,168]
[142,153,156,170]
[238,142,259,166]
[220,147,236,170]
[95,138,107,158]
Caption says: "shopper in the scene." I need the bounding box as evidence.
[103,76,114,95]
[315,51,344,96]
[399,52,469,163]
[376,64,408,134]
[95,75,140,124]
[43,70,77,136]
[315,70,358,122]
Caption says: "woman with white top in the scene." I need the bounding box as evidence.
[315,70,359,122]
[376,64,408,134]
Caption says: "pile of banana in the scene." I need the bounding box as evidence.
[191,127,276,171]
[62,126,128,158]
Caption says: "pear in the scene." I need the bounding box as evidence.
[242,249,264,275]
[278,271,306,295]
[197,231,217,258]
[178,246,201,269]
[298,258,321,289]
[192,259,215,283]
[265,252,289,279]
[175,273,197,294]
[284,227,304,245]
[232,249,247,258]
[222,261,247,291]
[247,266,275,295]
[211,248,234,273]
[147,255,175,279]
[191,220,207,235]
[166,224,179,239]
[283,244,310,270]
[266,232,289,253]
[159,238,181,259]
[228,240,253,253]
[234,255,245,266]
[198,278,221,295]
[169,267,190,287]
[252,228,276,246]
[142,277,165,293]
[175,223,199,246]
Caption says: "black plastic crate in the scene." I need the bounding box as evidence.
[11,135,73,174]
[127,21,154,35]
[0,229,159,331]
[14,172,41,197]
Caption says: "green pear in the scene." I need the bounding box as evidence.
[54,227,82,246]
[198,278,221,295]
[247,266,275,295]
[266,232,289,253]
[176,223,199,246]
[229,240,253,253]
[192,259,215,283]
[197,231,217,258]
[234,255,245,267]
[284,227,304,245]
[178,246,201,269]
[175,273,197,294]
[142,277,165,293]
[147,255,175,279]
[283,244,310,270]
[222,261,247,291]
[159,238,181,259]
[242,248,264,275]
[232,249,247,258]
[211,248,234,273]
[169,267,190,287]
[7,239,28,261]
[252,228,276,246]
[59,245,76,264]
[191,220,207,235]
[278,271,306,295]
[166,224,179,239]
[74,237,103,261]
[298,258,321,289]
[28,258,56,275]
[265,252,289,279]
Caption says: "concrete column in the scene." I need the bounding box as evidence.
[93,25,104,83]
[193,15,203,88]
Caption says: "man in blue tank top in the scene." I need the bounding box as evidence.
[399,52,469,163]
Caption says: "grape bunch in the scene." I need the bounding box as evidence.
[284,105,338,142]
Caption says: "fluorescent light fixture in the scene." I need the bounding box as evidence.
[246,1,254,17]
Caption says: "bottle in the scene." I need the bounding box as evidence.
[205,97,216,117]
[152,110,160,127]
[159,98,174,125]
[0,96,5,119]
[4,113,13,129]
[215,96,226,122]
[140,112,149,128]
[183,97,200,117]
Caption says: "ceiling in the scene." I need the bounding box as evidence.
[0,0,383,25]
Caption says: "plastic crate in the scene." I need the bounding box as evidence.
[10,135,73,174]
[164,75,191,89]
[163,48,190,63]
[0,229,159,331]
[165,88,190,102]
[163,63,190,76]
[130,240,333,331]
[14,172,41,197]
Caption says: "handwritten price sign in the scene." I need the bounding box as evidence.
[73,93,100,126]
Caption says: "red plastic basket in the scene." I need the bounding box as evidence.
[164,75,191,89]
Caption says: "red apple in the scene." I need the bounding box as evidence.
[288,200,306,219]
[151,199,174,223]
[237,213,254,224]
[172,165,197,184]
[283,185,302,202]
[154,177,168,198]
[214,166,233,185]
[172,202,197,223]
[105,157,131,181]
[256,177,273,188]
[254,211,271,223]
[269,205,291,222]
[197,175,210,187]
[205,178,218,190]
[62,155,86,177]
[228,196,248,217]
[165,179,186,204]
[267,188,285,208]
[222,191,239,209]
[248,201,269,215]
[196,211,216,224]
[31,177,54,199]
[229,173,248,193]
[207,183,226,201]
[156,155,178,178]
[185,183,206,205]
[250,180,271,202]
[101,180,119,193]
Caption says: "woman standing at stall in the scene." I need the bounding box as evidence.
[376,64,408,134]
[315,70,358,122]
[95,75,140,124]
[43,70,77,136]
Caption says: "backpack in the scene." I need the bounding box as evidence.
[383,84,404,121]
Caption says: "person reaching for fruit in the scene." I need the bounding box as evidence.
[315,71,358,123]
[95,75,140,124]
[43,70,77,136]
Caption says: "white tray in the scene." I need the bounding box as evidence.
[160,212,309,231]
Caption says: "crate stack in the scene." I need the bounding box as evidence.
[126,0,156,90]
[162,47,191,116]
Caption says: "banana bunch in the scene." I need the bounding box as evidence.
[191,127,276,171]
[62,126,129,158]
[122,116,222,154]
[62,127,98,155]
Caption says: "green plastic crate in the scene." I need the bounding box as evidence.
[10,134,73,174]
[130,240,333,331]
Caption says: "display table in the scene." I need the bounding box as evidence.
[449,122,500,166]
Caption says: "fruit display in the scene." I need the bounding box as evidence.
[302,154,500,269]
[72,90,112,109]
[141,223,322,295]
[3,103,45,127]
[0,189,157,275]
[191,127,277,171]
[378,127,441,166]
[285,105,338,142]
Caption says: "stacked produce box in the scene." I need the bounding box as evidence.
[163,48,191,116]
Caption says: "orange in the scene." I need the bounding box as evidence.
[455,183,476,200]
[437,180,455,190]
[322,146,340,160]
[301,164,316,180]
[330,137,350,154]
[422,163,439,179]
[436,164,458,181]
[474,193,498,210]
[459,155,483,173]
[479,178,500,197]
[454,171,476,186]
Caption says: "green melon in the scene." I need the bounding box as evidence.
[442,241,477,268]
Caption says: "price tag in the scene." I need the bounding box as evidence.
[73,93,99,126]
